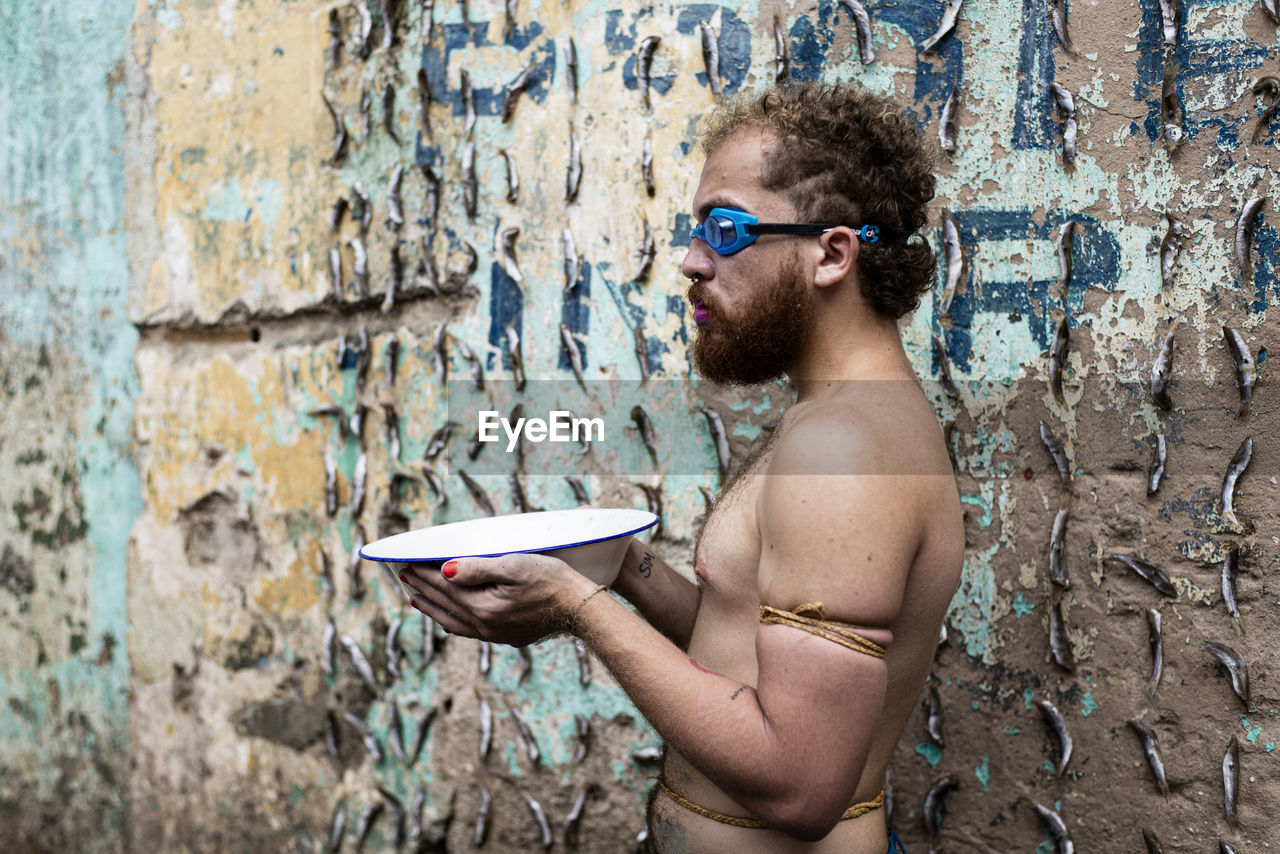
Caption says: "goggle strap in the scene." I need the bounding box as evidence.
[746,223,836,235]
[747,223,881,243]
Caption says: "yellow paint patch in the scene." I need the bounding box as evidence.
[259,432,325,516]
[142,3,332,320]
[253,548,320,618]
[1018,561,1037,588]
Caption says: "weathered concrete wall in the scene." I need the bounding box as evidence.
[3,0,1279,850]
[0,2,139,851]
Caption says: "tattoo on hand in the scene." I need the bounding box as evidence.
[729,686,746,701]
[638,552,654,579]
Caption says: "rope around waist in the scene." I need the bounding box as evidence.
[656,778,885,830]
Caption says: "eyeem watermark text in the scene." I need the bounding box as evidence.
[477,410,605,453]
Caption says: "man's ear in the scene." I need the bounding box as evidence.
[814,226,859,289]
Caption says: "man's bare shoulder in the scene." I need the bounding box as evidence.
[767,383,949,477]
[755,386,956,626]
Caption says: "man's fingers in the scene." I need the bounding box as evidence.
[442,556,513,587]
[410,589,482,639]
[399,566,432,596]
[403,563,471,598]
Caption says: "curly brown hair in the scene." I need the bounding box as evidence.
[699,82,938,319]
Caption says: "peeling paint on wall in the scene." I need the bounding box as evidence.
[0,1,139,850]
[3,0,1280,850]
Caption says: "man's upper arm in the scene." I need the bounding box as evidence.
[749,413,919,823]
[756,411,919,621]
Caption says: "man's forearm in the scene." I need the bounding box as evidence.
[609,538,700,648]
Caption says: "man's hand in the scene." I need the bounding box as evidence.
[399,553,598,647]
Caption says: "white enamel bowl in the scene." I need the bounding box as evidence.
[359,507,659,586]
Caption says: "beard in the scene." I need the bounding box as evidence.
[689,251,816,386]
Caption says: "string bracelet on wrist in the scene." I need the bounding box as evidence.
[569,584,609,636]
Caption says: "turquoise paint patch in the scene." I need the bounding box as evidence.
[959,492,993,529]
[1003,726,1020,735]
[731,421,762,441]
[201,178,251,223]
[1266,743,1275,752]
[1080,692,1098,717]
[1043,760,1054,772]
[915,742,942,766]
[1240,716,1262,744]
[946,544,1002,663]
[200,178,284,229]
[502,740,523,777]
[155,8,184,31]
[255,180,284,226]
[971,701,980,711]
[1024,689,1035,710]
[1011,592,1035,617]
[974,756,990,792]
[945,482,1014,662]
[0,0,140,836]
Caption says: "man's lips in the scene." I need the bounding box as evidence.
[690,297,710,326]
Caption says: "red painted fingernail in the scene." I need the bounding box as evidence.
[398,573,407,583]
[442,560,458,579]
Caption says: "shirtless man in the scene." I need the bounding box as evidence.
[400,83,964,853]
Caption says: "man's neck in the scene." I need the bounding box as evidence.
[788,314,912,403]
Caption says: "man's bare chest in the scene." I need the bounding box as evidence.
[694,432,777,594]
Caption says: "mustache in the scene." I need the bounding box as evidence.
[687,282,713,309]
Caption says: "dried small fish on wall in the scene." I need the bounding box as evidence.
[1159,213,1184,298]
[773,12,789,82]
[638,36,660,109]
[1161,55,1182,149]
[1222,326,1256,417]
[698,22,722,97]
[1248,76,1280,142]
[1047,317,1069,404]
[920,0,963,52]
[938,82,959,154]
[938,208,964,319]
[839,0,875,63]
[1046,0,1074,53]
[1049,83,1076,167]
[501,57,536,123]
[1233,195,1265,285]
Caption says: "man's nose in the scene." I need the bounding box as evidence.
[681,243,714,282]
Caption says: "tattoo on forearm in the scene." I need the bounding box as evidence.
[729,686,746,701]
[638,552,654,579]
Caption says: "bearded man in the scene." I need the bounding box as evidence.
[400,82,964,853]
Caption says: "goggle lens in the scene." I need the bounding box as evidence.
[705,215,733,249]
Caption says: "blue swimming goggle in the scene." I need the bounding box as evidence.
[690,206,881,255]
